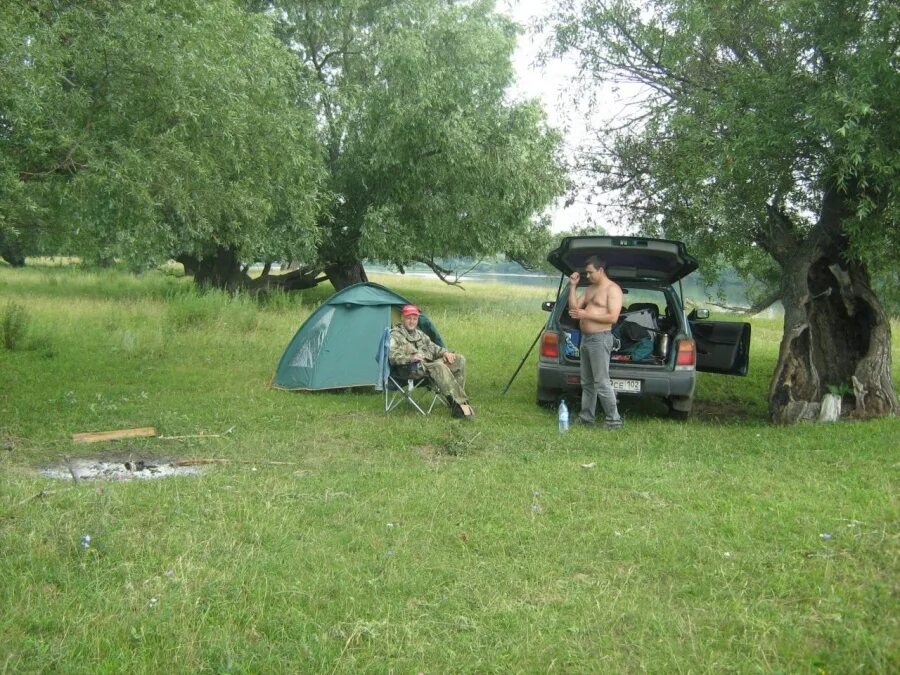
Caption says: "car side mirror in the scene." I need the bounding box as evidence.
[541,301,555,312]
[688,308,710,320]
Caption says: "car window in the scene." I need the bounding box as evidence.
[556,286,675,326]
[622,288,667,312]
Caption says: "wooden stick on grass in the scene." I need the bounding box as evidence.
[174,458,297,467]
[158,426,235,441]
[71,427,157,443]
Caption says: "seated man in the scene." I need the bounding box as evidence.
[389,305,475,419]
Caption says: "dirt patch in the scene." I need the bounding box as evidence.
[40,453,203,481]
[692,399,765,422]
[415,443,445,466]
[1,432,29,452]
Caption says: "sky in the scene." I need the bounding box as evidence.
[498,0,598,232]
[497,0,645,235]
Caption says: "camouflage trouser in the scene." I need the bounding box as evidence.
[424,356,467,403]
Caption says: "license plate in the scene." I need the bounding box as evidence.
[612,378,641,393]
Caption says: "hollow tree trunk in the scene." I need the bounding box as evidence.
[768,200,898,423]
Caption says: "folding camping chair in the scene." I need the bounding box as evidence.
[376,328,447,415]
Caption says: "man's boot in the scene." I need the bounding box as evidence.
[451,401,475,420]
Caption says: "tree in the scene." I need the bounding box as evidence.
[552,0,899,421]
[259,0,567,289]
[0,0,323,284]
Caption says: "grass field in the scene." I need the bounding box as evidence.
[1,265,898,673]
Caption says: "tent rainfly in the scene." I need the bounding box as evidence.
[271,282,444,391]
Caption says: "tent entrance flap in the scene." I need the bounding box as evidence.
[289,307,335,369]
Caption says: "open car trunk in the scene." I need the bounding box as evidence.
[561,316,669,365]
[560,312,751,375]
[556,293,751,376]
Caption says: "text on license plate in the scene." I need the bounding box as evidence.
[611,378,641,393]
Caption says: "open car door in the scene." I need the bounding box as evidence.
[690,319,751,376]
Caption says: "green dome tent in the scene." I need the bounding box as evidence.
[272,282,444,391]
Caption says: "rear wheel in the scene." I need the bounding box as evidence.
[537,387,562,408]
[667,396,693,420]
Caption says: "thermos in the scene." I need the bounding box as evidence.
[654,332,670,358]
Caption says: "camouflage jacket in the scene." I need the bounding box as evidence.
[389,325,446,365]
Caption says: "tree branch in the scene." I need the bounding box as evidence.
[707,286,782,316]
[415,257,466,288]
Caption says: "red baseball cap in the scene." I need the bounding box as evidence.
[401,304,420,317]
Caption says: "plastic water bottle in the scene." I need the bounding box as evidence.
[558,399,569,433]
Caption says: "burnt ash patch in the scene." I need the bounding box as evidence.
[40,453,203,481]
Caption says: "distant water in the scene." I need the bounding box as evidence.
[371,269,560,289]
[258,263,777,315]
[368,268,765,308]
[371,269,783,316]
[247,262,559,288]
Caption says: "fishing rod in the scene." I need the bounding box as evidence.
[501,274,565,395]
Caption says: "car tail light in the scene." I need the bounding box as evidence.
[675,338,695,370]
[540,331,559,359]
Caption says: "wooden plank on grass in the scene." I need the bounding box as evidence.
[71,427,157,443]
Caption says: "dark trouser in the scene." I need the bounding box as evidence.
[579,332,621,424]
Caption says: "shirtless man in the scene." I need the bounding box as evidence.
[568,256,624,429]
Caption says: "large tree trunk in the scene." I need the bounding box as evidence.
[0,233,26,267]
[325,260,368,291]
[177,246,248,292]
[0,251,26,267]
[248,266,327,292]
[768,192,898,423]
[177,248,330,293]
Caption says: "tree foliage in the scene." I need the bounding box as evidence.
[262,0,567,285]
[553,0,898,281]
[3,0,566,289]
[1,0,323,271]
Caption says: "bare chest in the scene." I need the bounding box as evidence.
[585,286,611,308]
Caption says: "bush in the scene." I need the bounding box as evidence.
[165,289,224,329]
[1,302,28,350]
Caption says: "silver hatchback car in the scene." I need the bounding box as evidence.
[536,236,751,419]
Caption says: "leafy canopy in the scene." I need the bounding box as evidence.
[266,0,567,275]
[1,0,323,264]
[552,0,899,281]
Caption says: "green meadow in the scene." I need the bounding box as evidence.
[1,265,898,673]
